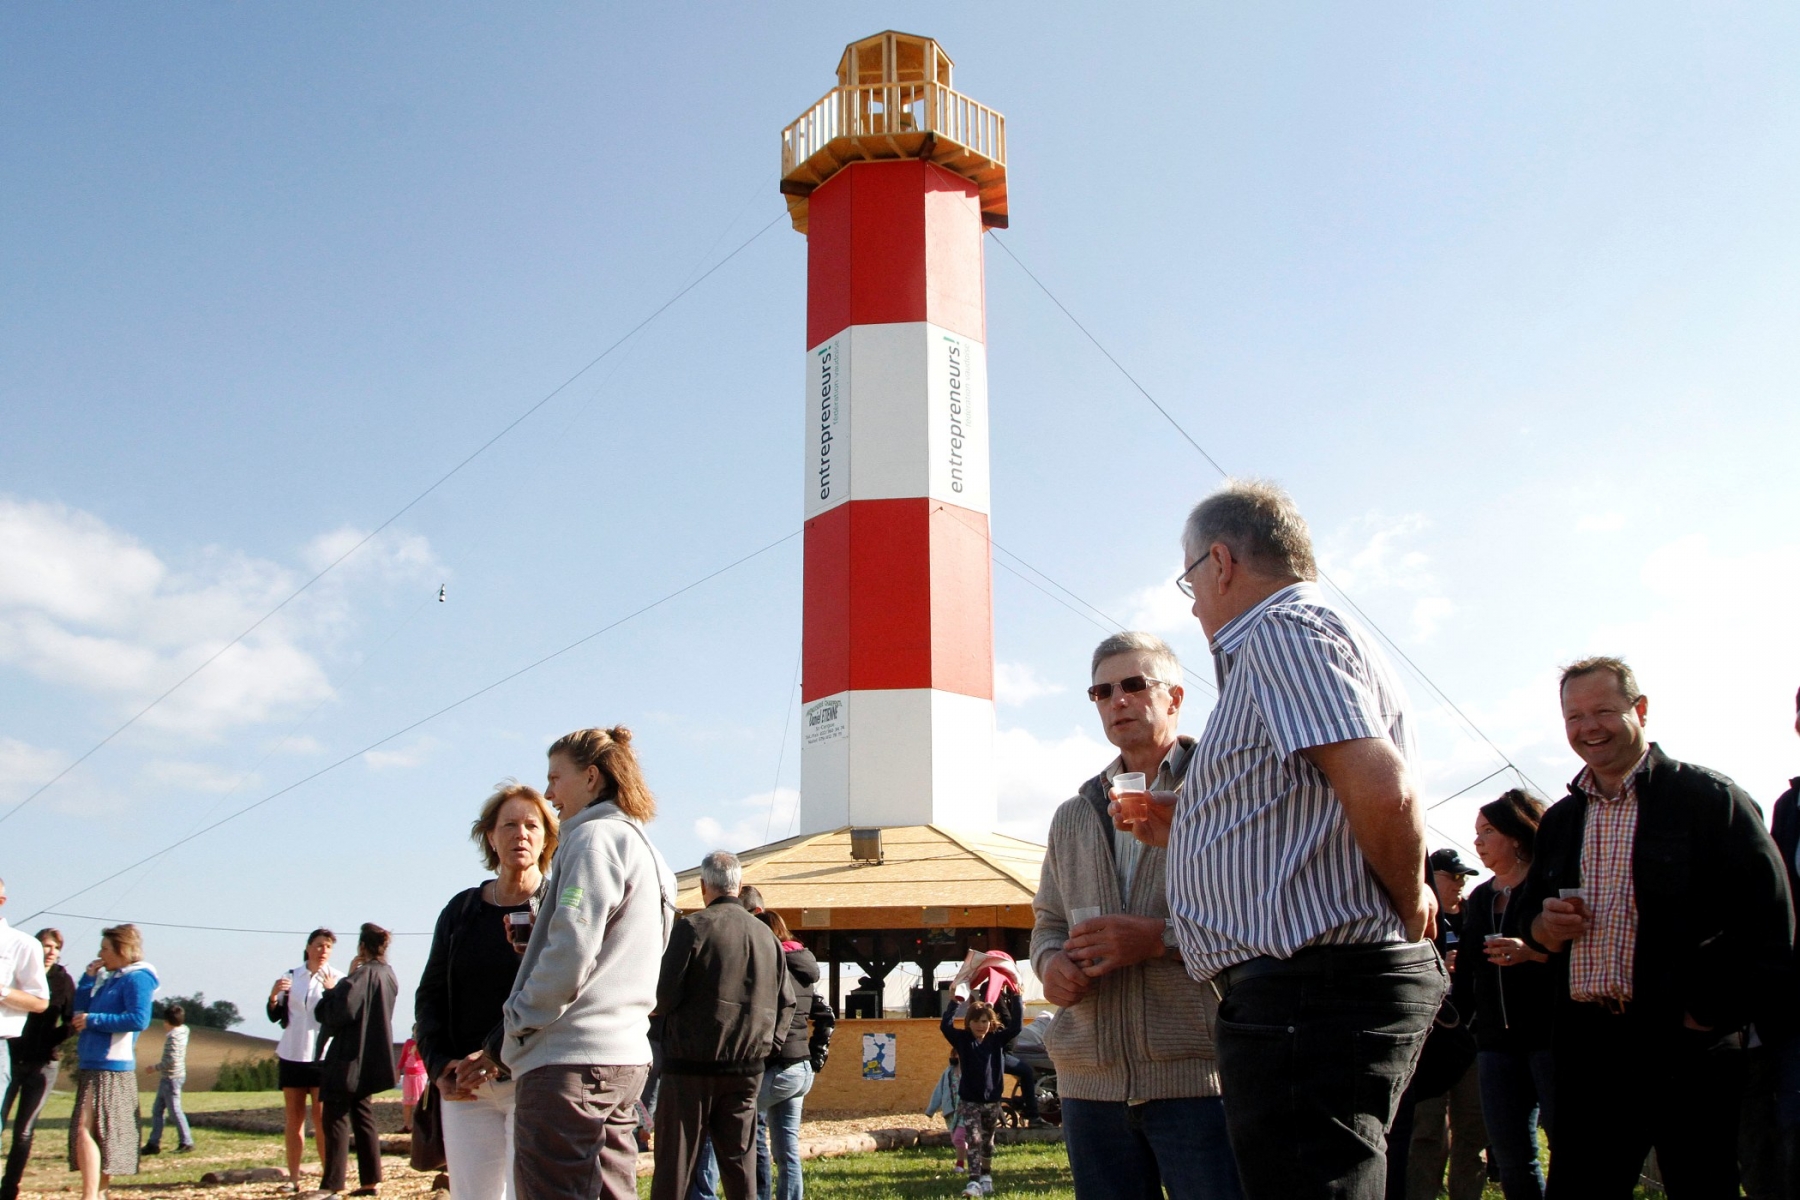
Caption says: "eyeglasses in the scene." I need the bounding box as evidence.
[1175,553,1211,599]
[1087,675,1172,702]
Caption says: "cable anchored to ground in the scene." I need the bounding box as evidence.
[990,233,1543,800]
[21,528,800,924]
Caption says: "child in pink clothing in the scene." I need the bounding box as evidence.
[398,1037,427,1132]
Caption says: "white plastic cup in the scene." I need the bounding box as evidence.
[1558,887,1588,903]
[1069,906,1103,927]
[1111,772,1148,795]
[1484,933,1504,944]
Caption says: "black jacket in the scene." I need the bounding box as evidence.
[9,964,75,1066]
[767,943,836,1069]
[1772,778,1800,916]
[415,882,544,1081]
[1461,880,1556,1052]
[656,897,795,1076]
[940,991,1024,1103]
[1516,744,1796,1035]
[316,961,400,1097]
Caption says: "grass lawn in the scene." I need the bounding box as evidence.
[15,1089,348,1195]
[13,1093,1661,1200]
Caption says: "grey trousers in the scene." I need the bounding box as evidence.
[513,1064,648,1200]
[651,1073,761,1200]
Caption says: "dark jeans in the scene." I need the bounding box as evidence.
[1,1058,59,1200]
[1005,1056,1039,1121]
[1477,1048,1554,1200]
[1740,1041,1800,1200]
[320,1090,381,1192]
[687,1124,769,1200]
[1213,941,1446,1200]
[514,1063,648,1200]
[652,1073,761,1200]
[1545,1003,1743,1199]
[1061,1096,1245,1200]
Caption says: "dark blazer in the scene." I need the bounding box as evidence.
[1772,778,1800,915]
[1516,743,1795,1036]
[315,960,400,1097]
[656,896,795,1076]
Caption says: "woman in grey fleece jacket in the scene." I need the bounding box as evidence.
[497,727,677,1200]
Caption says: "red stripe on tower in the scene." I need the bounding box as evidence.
[780,32,1009,832]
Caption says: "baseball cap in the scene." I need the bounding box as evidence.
[1429,848,1481,877]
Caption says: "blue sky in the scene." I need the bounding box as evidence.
[4,4,1797,1030]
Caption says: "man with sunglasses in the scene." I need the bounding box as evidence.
[1030,632,1243,1200]
[1120,480,1444,1200]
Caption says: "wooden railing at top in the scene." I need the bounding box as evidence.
[781,82,1006,178]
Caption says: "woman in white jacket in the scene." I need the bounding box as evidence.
[265,929,340,1189]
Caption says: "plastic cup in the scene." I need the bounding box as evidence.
[1069,906,1103,927]
[1484,933,1503,944]
[1111,772,1150,823]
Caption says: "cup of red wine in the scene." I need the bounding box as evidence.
[506,911,534,954]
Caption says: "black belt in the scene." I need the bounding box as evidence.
[1215,940,1438,996]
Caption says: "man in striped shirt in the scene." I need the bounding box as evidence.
[1119,480,1445,1200]
[1521,657,1793,1198]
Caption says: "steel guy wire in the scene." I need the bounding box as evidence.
[21,528,800,924]
[2,209,787,829]
[989,232,1542,796]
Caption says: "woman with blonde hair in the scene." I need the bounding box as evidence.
[414,782,559,1200]
[499,727,676,1200]
[69,925,156,1200]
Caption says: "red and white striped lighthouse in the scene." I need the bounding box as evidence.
[780,32,1010,834]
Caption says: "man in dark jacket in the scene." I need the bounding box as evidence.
[652,852,794,1200]
[1519,657,1795,1198]
[1749,685,1800,1198]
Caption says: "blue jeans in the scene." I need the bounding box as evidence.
[1061,1096,1245,1200]
[758,1062,813,1200]
[148,1074,194,1149]
[1477,1049,1553,1200]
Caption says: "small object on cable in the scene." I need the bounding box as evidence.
[438,585,446,603]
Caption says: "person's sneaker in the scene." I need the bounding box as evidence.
[176,1144,195,1154]
[962,1183,983,1198]
[141,1145,161,1155]
[979,1175,994,1195]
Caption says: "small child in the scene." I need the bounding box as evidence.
[398,1036,428,1133]
[143,1004,194,1154]
[939,991,1023,1197]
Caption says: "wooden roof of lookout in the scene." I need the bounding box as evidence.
[779,31,1008,235]
[675,825,1044,931]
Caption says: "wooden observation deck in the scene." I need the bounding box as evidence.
[779,31,1008,234]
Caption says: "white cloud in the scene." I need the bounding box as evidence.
[0,497,438,739]
[0,737,63,804]
[1122,580,1196,637]
[363,735,441,772]
[1577,512,1627,533]
[1411,597,1456,641]
[140,759,254,793]
[993,724,1114,842]
[694,787,801,851]
[994,661,1066,706]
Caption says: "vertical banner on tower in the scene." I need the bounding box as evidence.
[805,332,848,519]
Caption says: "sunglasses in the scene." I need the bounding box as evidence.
[1087,675,1172,702]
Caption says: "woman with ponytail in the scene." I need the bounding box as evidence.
[497,727,677,1200]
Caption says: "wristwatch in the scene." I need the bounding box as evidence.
[1160,922,1181,961]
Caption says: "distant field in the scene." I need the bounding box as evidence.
[54,1026,281,1093]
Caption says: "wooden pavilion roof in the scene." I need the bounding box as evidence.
[673,825,1044,916]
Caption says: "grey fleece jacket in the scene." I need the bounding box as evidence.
[501,801,677,1077]
[1030,740,1222,1103]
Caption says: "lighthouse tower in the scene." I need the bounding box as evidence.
[781,32,1009,835]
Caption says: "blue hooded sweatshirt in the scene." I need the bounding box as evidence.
[74,962,158,1071]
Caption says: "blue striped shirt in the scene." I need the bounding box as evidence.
[1168,582,1415,981]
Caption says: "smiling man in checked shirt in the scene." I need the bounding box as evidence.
[1121,479,1446,1200]
[1520,657,1793,1199]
